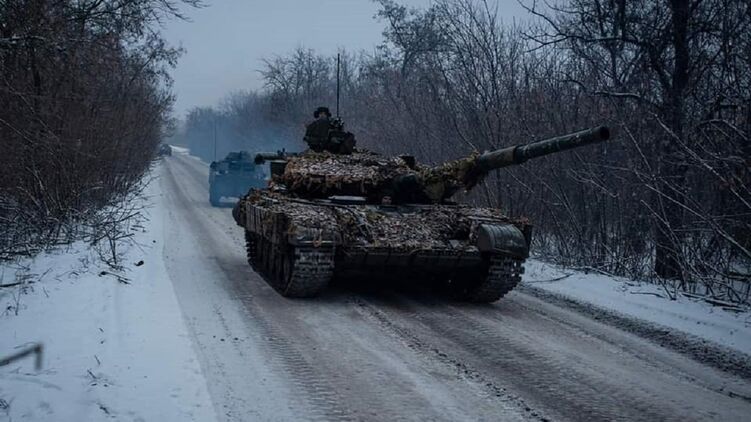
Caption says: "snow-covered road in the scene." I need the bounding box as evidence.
[158,151,751,421]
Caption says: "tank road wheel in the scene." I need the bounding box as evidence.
[249,234,273,277]
[454,256,524,303]
[276,245,334,298]
[247,233,333,298]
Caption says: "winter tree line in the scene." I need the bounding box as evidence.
[174,0,750,304]
[0,0,199,262]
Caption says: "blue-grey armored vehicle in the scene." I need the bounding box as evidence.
[209,151,267,206]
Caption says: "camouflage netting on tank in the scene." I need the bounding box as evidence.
[248,192,524,251]
[280,151,413,197]
[415,153,480,202]
[345,205,526,250]
[332,205,483,250]
[246,192,339,240]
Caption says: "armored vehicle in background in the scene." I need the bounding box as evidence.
[234,124,611,301]
[158,143,172,157]
[209,151,267,206]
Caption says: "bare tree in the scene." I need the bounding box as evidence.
[0,0,200,259]
[523,0,751,281]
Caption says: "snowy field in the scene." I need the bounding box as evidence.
[1,156,749,420]
[0,179,216,421]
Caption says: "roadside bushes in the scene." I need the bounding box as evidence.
[0,0,196,260]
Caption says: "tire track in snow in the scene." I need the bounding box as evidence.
[163,159,353,421]
[353,289,751,421]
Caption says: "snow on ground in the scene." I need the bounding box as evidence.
[172,145,206,164]
[0,179,216,421]
[522,259,751,354]
[169,145,190,155]
[2,148,749,420]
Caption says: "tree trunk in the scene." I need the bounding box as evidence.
[654,0,691,280]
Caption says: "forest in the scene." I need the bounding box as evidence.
[174,0,751,304]
[0,0,198,261]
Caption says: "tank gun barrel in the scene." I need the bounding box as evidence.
[254,150,298,165]
[475,126,611,172]
[399,126,613,204]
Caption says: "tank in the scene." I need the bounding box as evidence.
[233,125,611,301]
[209,151,267,206]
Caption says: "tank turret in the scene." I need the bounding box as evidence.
[256,126,611,204]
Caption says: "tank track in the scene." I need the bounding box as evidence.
[461,256,524,303]
[280,246,334,298]
[244,231,332,298]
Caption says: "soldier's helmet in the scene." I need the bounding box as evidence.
[313,106,332,119]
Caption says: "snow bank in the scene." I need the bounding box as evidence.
[523,260,751,354]
[169,145,190,155]
[168,145,208,165]
[0,180,216,421]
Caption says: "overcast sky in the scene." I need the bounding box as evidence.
[162,0,527,118]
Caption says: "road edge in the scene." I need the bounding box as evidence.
[518,285,751,382]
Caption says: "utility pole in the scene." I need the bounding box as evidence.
[336,52,340,118]
[213,117,217,162]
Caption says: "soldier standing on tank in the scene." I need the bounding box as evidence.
[303,106,357,154]
[304,106,332,152]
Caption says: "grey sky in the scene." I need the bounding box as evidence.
[162,0,527,118]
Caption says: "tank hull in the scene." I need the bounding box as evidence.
[234,190,530,301]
